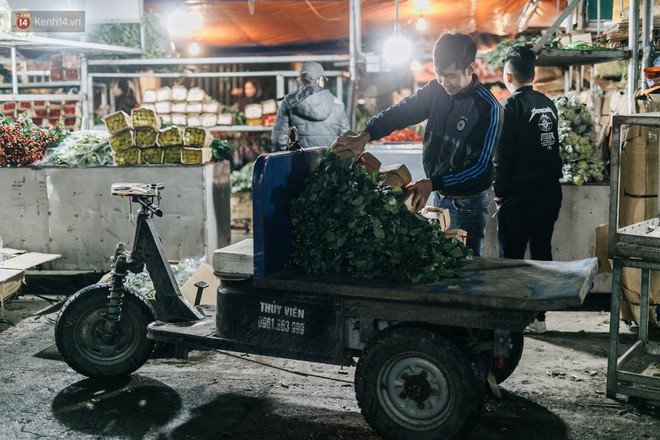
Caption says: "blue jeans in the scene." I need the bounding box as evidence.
[431,190,489,257]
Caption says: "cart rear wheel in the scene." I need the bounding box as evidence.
[355,326,484,440]
[492,332,524,384]
[55,283,156,380]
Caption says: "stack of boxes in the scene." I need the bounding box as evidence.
[2,100,80,129]
[140,85,279,127]
[142,85,223,128]
[50,54,81,81]
[0,54,82,129]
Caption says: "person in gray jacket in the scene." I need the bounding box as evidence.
[271,62,349,150]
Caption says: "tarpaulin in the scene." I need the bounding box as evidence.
[146,0,568,50]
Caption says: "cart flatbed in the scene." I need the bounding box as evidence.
[258,257,597,311]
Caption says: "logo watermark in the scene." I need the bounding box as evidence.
[11,11,85,33]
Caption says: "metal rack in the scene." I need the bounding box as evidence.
[85,55,351,131]
[0,32,142,128]
[607,113,660,401]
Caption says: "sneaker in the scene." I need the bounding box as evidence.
[526,318,547,334]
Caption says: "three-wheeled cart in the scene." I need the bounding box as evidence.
[54,147,598,440]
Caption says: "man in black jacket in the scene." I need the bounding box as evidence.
[494,45,564,333]
[333,33,503,257]
[271,62,349,150]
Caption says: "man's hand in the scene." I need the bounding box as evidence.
[408,178,433,213]
[331,130,370,159]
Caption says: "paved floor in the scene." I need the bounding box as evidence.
[0,294,659,440]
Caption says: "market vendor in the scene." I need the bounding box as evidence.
[494,45,563,333]
[233,78,263,112]
[332,33,503,257]
[271,61,349,150]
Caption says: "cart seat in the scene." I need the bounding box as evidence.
[212,238,254,280]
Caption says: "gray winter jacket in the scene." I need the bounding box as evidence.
[271,84,350,150]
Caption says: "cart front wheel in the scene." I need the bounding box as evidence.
[355,326,484,440]
[55,283,156,380]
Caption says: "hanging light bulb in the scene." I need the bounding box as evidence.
[416,15,427,31]
[189,42,201,56]
[383,0,411,65]
[384,33,411,65]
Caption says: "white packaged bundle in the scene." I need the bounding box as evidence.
[155,101,171,114]
[142,89,157,103]
[171,102,187,113]
[186,102,203,114]
[171,113,187,126]
[156,86,172,102]
[217,113,235,125]
[187,114,201,127]
[186,87,207,102]
[262,99,278,115]
[171,85,188,101]
[202,102,220,114]
[244,103,262,120]
[200,113,218,127]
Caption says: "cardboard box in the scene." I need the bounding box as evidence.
[422,207,451,231]
[0,250,61,302]
[181,263,221,306]
[445,229,467,245]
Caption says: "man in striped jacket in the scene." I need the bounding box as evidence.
[333,33,503,256]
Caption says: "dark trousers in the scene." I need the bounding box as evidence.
[497,183,562,322]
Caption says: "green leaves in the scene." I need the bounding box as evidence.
[289,151,472,283]
[230,163,254,193]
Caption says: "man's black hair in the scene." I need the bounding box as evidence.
[504,45,536,83]
[433,33,477,71]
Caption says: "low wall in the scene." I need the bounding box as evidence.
[0,162,231,271]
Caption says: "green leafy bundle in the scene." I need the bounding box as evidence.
[230,162,254,193]
[289,151,473,283]
[43,130,113,167]
[210,138,232,163]
[554,95,604,185]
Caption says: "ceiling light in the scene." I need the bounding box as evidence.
[413,0,431,11]
[168,8,203,37]
[384,0,411,65]
[384,33,411,65]
[416,15,427,31]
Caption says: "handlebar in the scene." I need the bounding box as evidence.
[134,196,163,217]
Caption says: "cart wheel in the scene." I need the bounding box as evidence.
[492,332,524,384]
[55,283,156,380]
[355,326,484,440]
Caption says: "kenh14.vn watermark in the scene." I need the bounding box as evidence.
[11,11,85,33]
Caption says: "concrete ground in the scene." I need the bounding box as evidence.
[0,292,659,440]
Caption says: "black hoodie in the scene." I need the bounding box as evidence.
[493,86,563,198]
